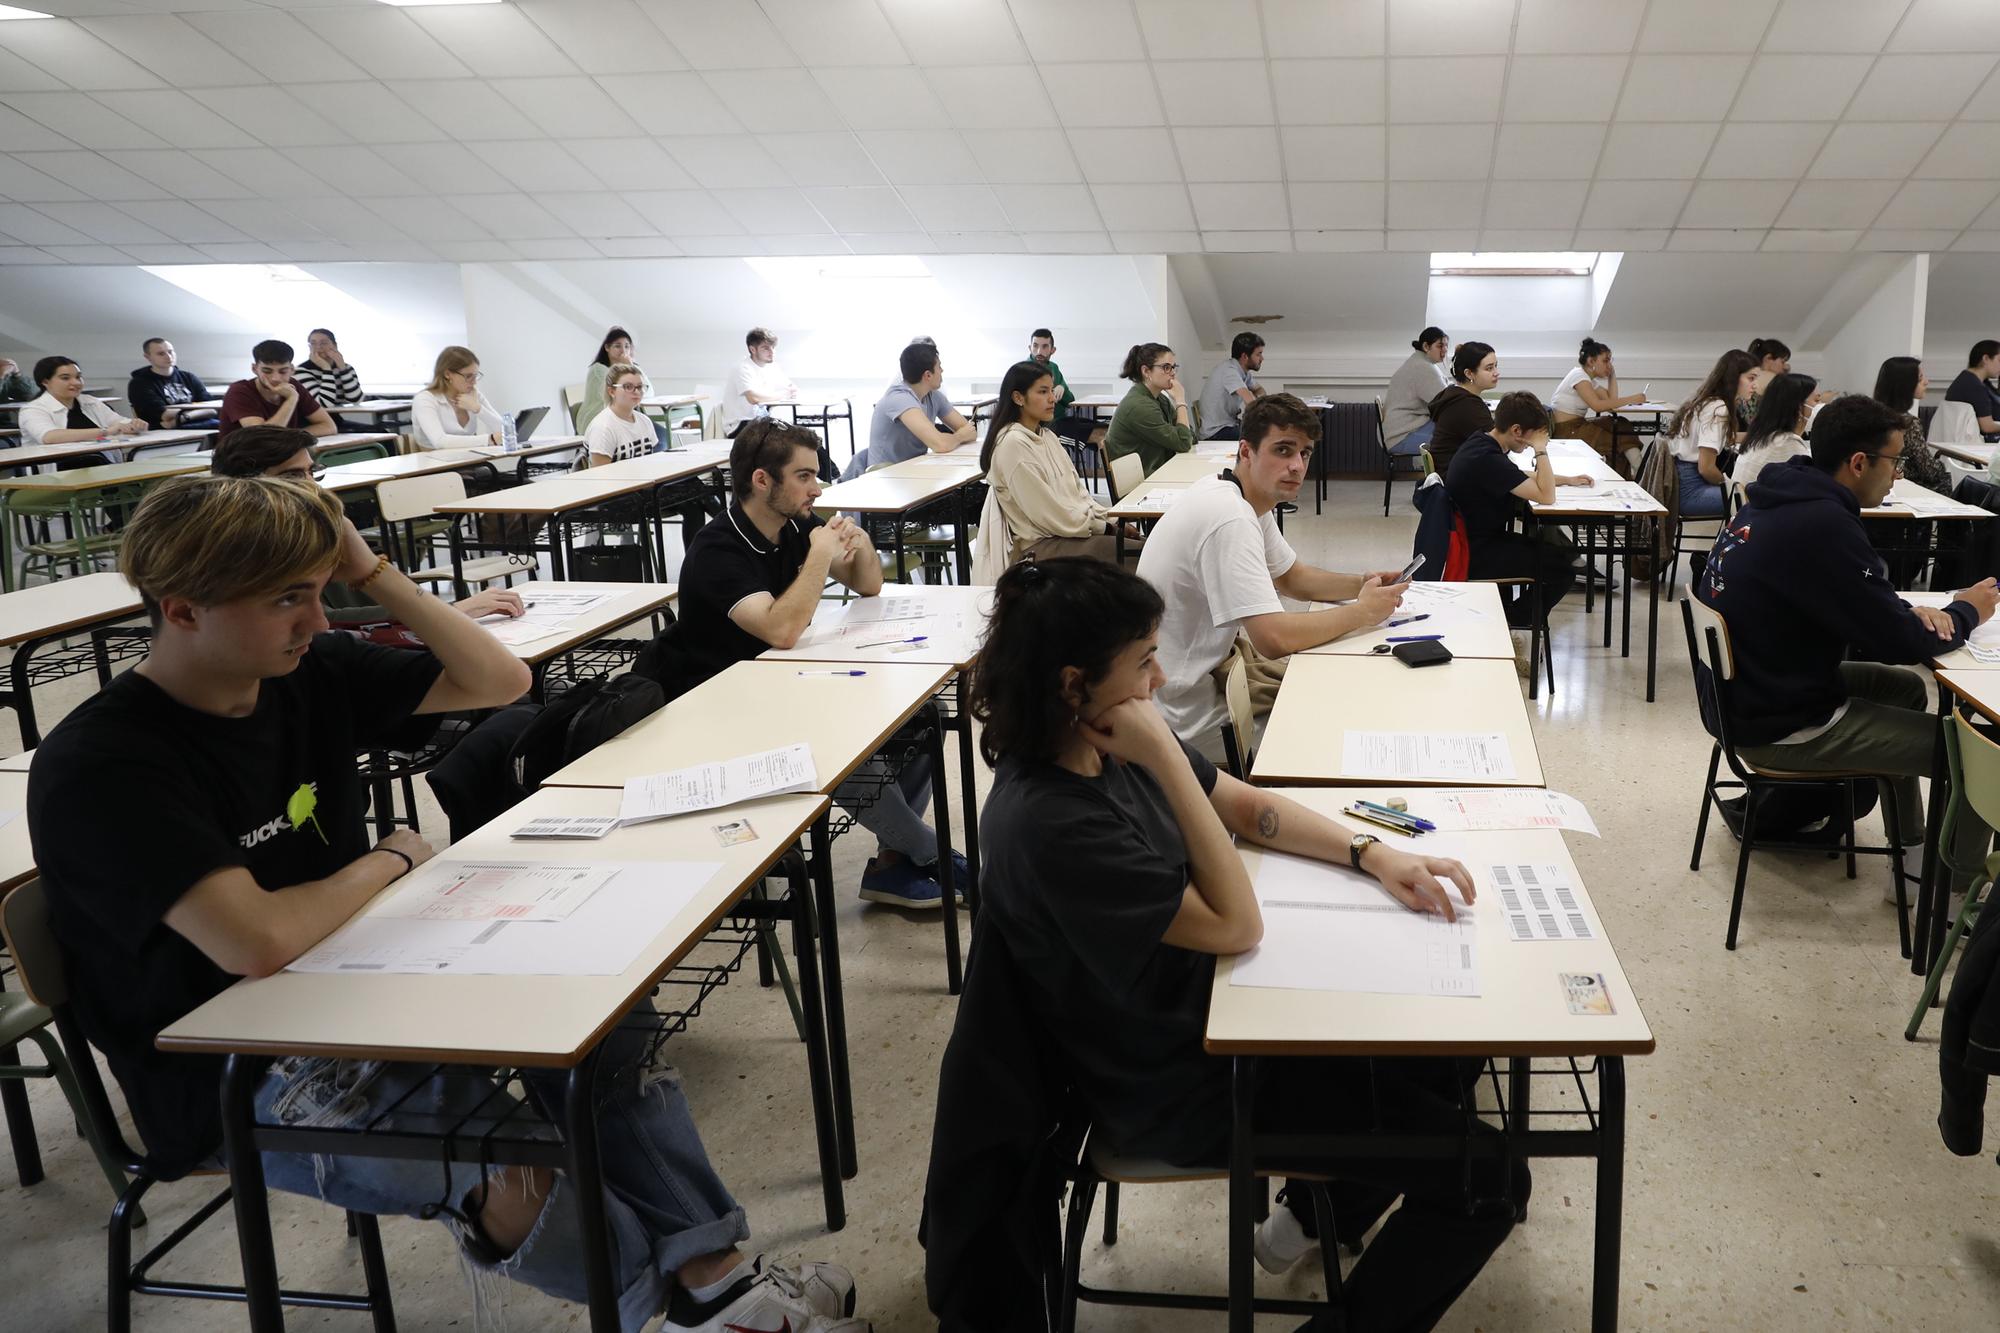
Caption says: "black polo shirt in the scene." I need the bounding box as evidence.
[674,502,824,689]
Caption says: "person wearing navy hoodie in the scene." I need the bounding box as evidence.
[1697,395,2000,880]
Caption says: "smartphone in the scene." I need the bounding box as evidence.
[1390,553,1425,584]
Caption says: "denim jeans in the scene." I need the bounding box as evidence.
[834,751,938,864]
[1677,458,1727,517]
[254,1000,747,1333]
[1389,420,1434,456]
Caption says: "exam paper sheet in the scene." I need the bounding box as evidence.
[1489,861,1596,941]
[1341,731,1517,781]
[370,861,616,923]
[620,744,819,825]
[1229,851,1480,997]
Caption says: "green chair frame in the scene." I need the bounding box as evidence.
[1906,711,1996,1039]
[0,982,129,1202]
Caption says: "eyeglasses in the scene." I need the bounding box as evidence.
[1863,451,1907,475]
[454,370,483,383]
[1155,363,1179,373]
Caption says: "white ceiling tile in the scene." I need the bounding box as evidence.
[456,194,578,240]
[756,132,886,188]
[1677,179,1794,227]
[1137,0,1262,60]
[846,231,937,253]
[1962,66,2000,118]
[184,150,324,200]
[180,12,368,83]
[1638,0,1779,51]
[1281,126,1386,181]
[1001,184,1105,231]
[1808,123,1946,177]
[373,143,514,195]
[803,186,918,232]
[497,78,645,140]
[756,0,907,66]
[904,186,1008,231]
[11,151,162,201]
[1203,230,1292,252]
[1479,228,1580,249]
[1047,64,1166,127]
[1,93,160,151]
[364,196,492,243]
[1774,179,1898,228]
[1288,182,1386,229]
[1862,227,1963,249]
[193,199,327,243]
[41,244,130,264]
[1701,122,1831,178]
[0,104,72,152]
[466,141,617,195]
[1915,124,1998,179]
[0,155,88,203]
[115,199,248,244]
[383,81,544,142]
[1491,123,1608,179]
[188,87,349,148]
[280,146,422,199]
[1385,181,1463,229]
[656,135,789,189]
[619,191,741,233]
[1513,0,1647,54]
[1573,228,1669,250]
[1388,124,1494,180]
[706,69,842,134]
[291,7,475,81]
[1389,57,1504,123]
[88,90,267,150]
[928,66,1060,131]
[1386,228,1477,250]
[1851,54,1999,119]
[1597,123,1720,179]
[1068,128,1182,182]
[711,186,833,235]
[813,67,947,130]
[1010,0,1147,63]
[290,196,414,246]
[1617,55,1751,121]
[1731,55,1876,120]
[507,238,602,260]
[1171,127,1280,183]
[0,247,59,265]
[1765,0,1906,53]
[284,84,446,147]
[1255,0,1385,56]
[0,43,63,96]
[1978,193,2000,228]
[1502,55,1626,121]
[930,231,1026,253]
[1666,228,1768,251]
[877,0,1027,65]
[1951,232,2000,251]
[1874,179,2000,229]
[588,237,685,258]
[1294,229,1385,251]
[1580,178,1695,228]
[1189,182,1288,230]
[964,128,1081,183]
[635,0,793,67]
[1483,179,1589,229]
[1272,59,1385,125]
[99,150,252,200]
[0,20,161,91]
[1889,0,2000,53]
[1022,231,1114,254]
[597,73,743,136]
[1157,61,1274,126]
[854,131,984,185]
[400,4,575,77]
[1760,229,1860,252]
[1112,230,1201,252]
[196,243,292,264]
[513,0,688,76]
[568,138,698,191]
[760,234,853,256]
[0,204,93,246]
[74,17,260,88]
[1386,0,1513,56]
[1091,183,1195,230]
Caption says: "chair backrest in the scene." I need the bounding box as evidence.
[1373,395,1387,450]
[1222,652,1255,778]
[1933,399,1980,445]
[691,384,723,438]
[513,405,550,438]
[561,382,587,430]
[376,469,469,523]
[1682,594,1735,680]
[315,441,390,469]
[1,879,66,1008]
[1949,711,2000,834]
[1107,450,1143,502]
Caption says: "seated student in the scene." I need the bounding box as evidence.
[0,354,36,402]
[1426,341,1498,475]
[1382,326,1449,455]
[581,361,660,467]
[977,359,1119,568]
[664,419,963,910]
[1444,391,1594,631]
[218,339,337,446]
[1102,342,1194,477]
[1697,395,1999,887]
[1027,327,1100,449]
[294,327,363,411]
[1666,348,1757,519]
[125,338,215,429]
[1864,356,1954,500]
[1947,339,2000,440]
[27,474,869,1333]
[857,341,975,473]
[1550,336,1646,471]
[720,327,798,437]
[578,327,649,433]
[970,556,1529,1328]
[1731,371,1818,494]
[1136,393,1406,761]
[412,345,506,450]
[1197,332,1266,441]
[18,356,144,447]
[210,425,524,627]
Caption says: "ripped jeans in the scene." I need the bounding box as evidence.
[252,1000,747,1333]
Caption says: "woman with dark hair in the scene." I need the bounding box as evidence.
[578,325,651,432]
[1667,348,1757,517]
[970,556,1528,1329]
[18,355,143,447]
[1382,325,1449,454]
[973,360,1117,574]
[1871,356,1953,496]
[1550,337,1646,473]
[1425,340,1498,473]
[1102,342,1193,475]
[295,327,362,408]
[1731,371,1817,493]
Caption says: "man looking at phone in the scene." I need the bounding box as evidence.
[1138,393,1409,762]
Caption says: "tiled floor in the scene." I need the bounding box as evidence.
[3,479,1998,1330]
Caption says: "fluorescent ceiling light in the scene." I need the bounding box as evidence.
[1431,252,1600,277]
[0,6,53,20]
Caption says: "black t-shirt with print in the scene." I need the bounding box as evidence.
[27,633,442,1172]
[673,502,824,690]
[1445,431,1531,545]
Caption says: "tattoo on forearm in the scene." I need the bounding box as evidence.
[1257,805,1279,838]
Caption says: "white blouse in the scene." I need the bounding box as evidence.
[1551,367,1606,418]
[17,391,131,447]
[411,387,505,450]
[1670,400,1731,464]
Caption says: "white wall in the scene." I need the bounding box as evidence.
[1818,254,1927,398]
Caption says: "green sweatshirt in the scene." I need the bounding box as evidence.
[1041,358,1075,415]
[1102,381,1193,475]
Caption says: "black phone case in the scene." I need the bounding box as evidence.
[1391,640,1454,668]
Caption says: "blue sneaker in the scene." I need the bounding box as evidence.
[859,857,944,909]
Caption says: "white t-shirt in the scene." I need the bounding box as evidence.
[1670,399,1731,464]
[1551,367,1606,417]
[585,408,657,464]
[721,356,797,433]
[1136,474,1297,742]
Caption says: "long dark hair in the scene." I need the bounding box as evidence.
[1669,348,1758,440]
[969,558,1165,767]
[32,355,77,389]
[1120,342,1172,382]
[1873,356,1923,412]
[1450,341,1494,385]
[981,360,1054,472]
[1742,372,1818,453]
[593,326,633,367]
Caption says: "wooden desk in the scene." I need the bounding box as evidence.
[0,429,213,470]
[311,432,398,456]
[1902,591,2000,672]
[0,572,144,744]
[1252,655,1544,787]
[342,448,493,480]
[1302,582,1514,659]
[758,585,991,669]
[814,469,978,584]
[326,400,412,422]
[463,435,589,482]
[436,476,661,582]
[0,750,33,771]
[1931,439,1994,468]
[0,771,33,891]
[0,456,205,492]
[500,582,677,696]
[1146,452,1228,486]
[769,399,856,466]
[1862,478,1993,520]
[871,449,984,481]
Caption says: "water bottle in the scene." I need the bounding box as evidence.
[501,414,519,453]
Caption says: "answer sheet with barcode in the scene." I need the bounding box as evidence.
[1489,862,1595,941]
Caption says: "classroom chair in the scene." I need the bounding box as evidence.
[0,880,398,1333]
[1408,475,1555,699]
[560,382,587,432]
[1220,652,1256,780]
[1375,397,1425,517]
[0,972,127,1202]
[1681,598,1916,955]
[1106,451,1142,504]
[375,473,529,601]
[1906,711,1997,1039]
[1931,400,1980,447]
[315,441,392,469]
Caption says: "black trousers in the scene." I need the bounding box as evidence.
[1468,532,1575,628]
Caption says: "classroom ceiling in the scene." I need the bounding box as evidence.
[1,0,1999,266]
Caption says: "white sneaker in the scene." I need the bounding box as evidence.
[1252,1204,1319,1276]
[662,1257,867,1333]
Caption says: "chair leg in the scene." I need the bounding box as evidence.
[1726,787,1762,950]
[1691,746,1722,870]
[23,1027,127,1204]
[107,1174,155,1333]
[352,1211,398,1333]
[1,1063,41,1186]
[1101,1180,1119,1246]
[1882,782,1911,961]
[1306,1182,1347,1329]
[1057,1173,1097,1333]
[1845,782,1859,880]
[1906,881,1986,1040]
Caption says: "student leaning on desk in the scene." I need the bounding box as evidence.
[27,475,870,1333]
[963,557,1527,1329]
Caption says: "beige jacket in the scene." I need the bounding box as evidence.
[986,421,1112,563]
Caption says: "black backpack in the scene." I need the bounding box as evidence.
[504,671,664,798]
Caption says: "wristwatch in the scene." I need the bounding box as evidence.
[1348,833,1379,870]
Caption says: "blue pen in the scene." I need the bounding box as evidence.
[1385,613,1430,627]
[796,669,867,677]
[1385,633,1444,643]
[1357,799,1436,831]
[854,634,928,649]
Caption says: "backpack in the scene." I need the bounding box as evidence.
[503,671,664,798]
